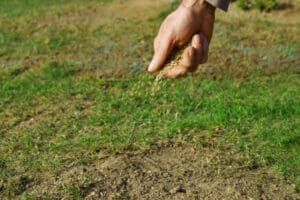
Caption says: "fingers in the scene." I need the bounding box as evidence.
[183,33,209,73]
[190,33,209,64]
[163,33,209,79]
[163,65,189,79]
[163,46,192,79]
[199,33,209,64]
[184,34,202,72]
[148,34,174,73]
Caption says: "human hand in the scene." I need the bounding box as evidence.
[148,0,215,78]
[162,33,209,78]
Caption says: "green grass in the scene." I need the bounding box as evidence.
[1,66,299,195]
[237,0,277,11]
[0,0,299,197]
[0,0,114,16]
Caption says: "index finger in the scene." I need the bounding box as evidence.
[148,34,174,72]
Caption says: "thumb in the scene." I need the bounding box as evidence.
[148,36,173,73]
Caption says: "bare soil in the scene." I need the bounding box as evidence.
[27,141,299,199]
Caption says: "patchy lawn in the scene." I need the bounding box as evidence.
[0,0,299,199]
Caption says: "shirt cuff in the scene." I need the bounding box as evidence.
[205,0,230,11]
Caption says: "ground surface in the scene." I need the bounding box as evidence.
[0,0,299,199]
[29,141,299,200]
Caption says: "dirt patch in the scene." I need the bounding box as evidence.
[26,141,299,199]
[35,0,169,28]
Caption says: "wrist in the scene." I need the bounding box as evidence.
[182,0,216,16]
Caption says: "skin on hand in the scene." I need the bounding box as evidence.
[148,0,215,78]
[163,33,209,78]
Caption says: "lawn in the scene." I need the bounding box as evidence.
[0,0,299,199]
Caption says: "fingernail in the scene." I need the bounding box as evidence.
[148,59,156,72]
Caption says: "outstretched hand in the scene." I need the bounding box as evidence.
[148,0,215,78]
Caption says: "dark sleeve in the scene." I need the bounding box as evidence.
[206,0,230,11]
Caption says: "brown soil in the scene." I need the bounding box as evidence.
[28,141,299,199]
